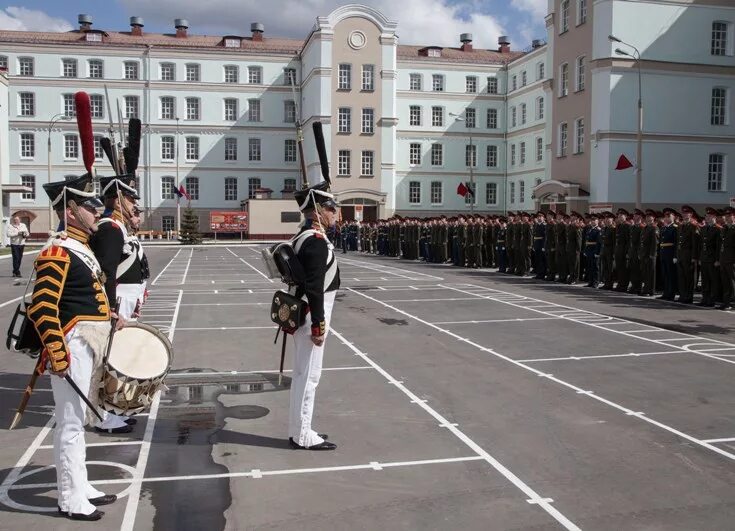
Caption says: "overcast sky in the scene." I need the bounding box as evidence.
[0,0,547,50]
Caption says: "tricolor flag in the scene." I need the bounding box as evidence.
[457,182,475,197]
[615,154,634,171]
[174,184,190,200]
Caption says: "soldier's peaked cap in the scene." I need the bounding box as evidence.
[645,208,657,217]
[99,174,140,200]
[633,208,645,216]
[705,206,719,216]
[43,174,103,209]
[617,208,630,216]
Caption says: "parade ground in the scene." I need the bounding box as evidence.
[1,244,735,530]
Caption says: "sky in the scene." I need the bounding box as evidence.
[0,0,547,51]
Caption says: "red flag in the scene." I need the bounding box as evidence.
[457,182,468,197]
[615,154,634,170]
[178,184,190,200]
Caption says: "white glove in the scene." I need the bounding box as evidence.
[672,258,678,264]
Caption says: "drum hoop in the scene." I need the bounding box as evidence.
[107,321,173,379]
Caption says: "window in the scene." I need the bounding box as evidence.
[510,181,516,203]
[19,174,36,201]
[248,66,262,84]
[537,97,545,120]
[487,145,498,167]
[410,73,422,91]
[0,55,8,71]
[338,107,352,133]
[431,143,443,166]
[361,151,374,176]
[161,63,175,81]
[466,76,477,93]
[284,100,296,123]
[186,63,200,82]
[409,181,421,204]
[577,0,587,25]
[487,108,498,129]
[284,139,297,162]
[248,138,261,161]
[712,87,728,125]
[248,99,261,122]
[88,59,103,79]
[225,138,238,161]
[224,98,238,121]
[186,177,199,200]
[338,64,352,90]
[248,178,261,199]
[19,92,35,116]
[431,181,442,204]
[432,74,444,92]
[224,37,241,48]
[160,96,175,120]
[511,144,516,166]
[161,177,175,199]
[559,123,568,156]
[465,144,477,167]
[538,62,545,80]
[712,22,730,56]
[186,97,200,120]
[162,215,175,231]
[521,71,527,87]
[511,106,517,128]
[284,68,296,86]
[487,77,498,94]
[486,182,497,205]
[64,135,78,159]
[161,136,175,161]
[560,63,569,97]
[574,118,585,154]
[576,56,586,91]
[338,150,351,176]
[536,137,543,161]
[90,94,104,118]
[19,57,33,76]
[361,108,374,134]
[125,61,139,80]
[63,94,76,117]
[225,177,238,200]
[520,142,526,165]
[125,96,139,119]
[520,180,526,203]
[521,103,527,125]
[432,106,444,127]
[409,105,422,126]
[186,137,199,161]
[428,48,441,58]
[362,65,374,91]
[512,75,517,91]
[283,178,297,192]
[224,65,238,83]
[62,59,77,78]
[409,143,421,165]
[708,154,725,191]
[20,133,35,158]
[466,108,476,128]
[561,0,570,33]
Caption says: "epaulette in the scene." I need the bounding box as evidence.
[38,246,70,262]
[313,232,325,239]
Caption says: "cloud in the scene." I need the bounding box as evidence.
[510,0,547,20]
[119,0,506,49]
[0,6,73,32]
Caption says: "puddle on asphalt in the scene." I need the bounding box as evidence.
[377,317,408,326]
[145,369,290,531]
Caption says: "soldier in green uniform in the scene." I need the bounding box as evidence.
[613,208,631,292]
[566,212,583,284]
[505,213,516,274]
[518,212,533,275]
[555,213,568,283]
[676,205,700,304]
[719,207,735,310]
[640,209,659,297]
[627,209,644,295]
[600,212,616,290]
[545,212,556,281]
[699,207,721,307]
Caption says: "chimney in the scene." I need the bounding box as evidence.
[78,14,93,32]
[175,18,189,38]
[251,22,264,41]
[130,16,144,36]
[460,33,473,52]
[498,35,511,53]
[532,39,541,49]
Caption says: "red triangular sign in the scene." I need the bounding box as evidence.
[615,154,634,170]
[457,182,468,197]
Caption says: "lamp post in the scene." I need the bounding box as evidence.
[175,116,180,236]
[609,34,643,210]
[449,112,475,213]
[47,113,72,230]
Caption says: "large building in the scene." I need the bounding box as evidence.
[0,2,733,235]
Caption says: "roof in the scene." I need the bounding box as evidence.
[0,29,528,65]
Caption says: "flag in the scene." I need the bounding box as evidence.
[615,154,634,170]
[465,182,475,197]
[457,182,468,197]
[174,184,190,200]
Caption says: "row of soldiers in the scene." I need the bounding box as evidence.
[346,206,735,310]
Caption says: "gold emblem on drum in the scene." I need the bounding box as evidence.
[277,303,291,322]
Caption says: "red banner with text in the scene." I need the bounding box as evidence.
[210,211,249,232]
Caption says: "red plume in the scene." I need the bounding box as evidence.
[74,91,95,176]
[615,154,634,171]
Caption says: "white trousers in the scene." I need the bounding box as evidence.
[51,328,106,515]
[288,291,336,447]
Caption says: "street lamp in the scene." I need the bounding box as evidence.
[609,34,643,210]
[47,113,72,230]
[449,111,475,213]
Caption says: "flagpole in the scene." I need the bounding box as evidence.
[469,133,474,214]
[175,116,180,237]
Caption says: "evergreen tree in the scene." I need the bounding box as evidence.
[179,205,202,244]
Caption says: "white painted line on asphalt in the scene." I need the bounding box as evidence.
[382,297,479,303]
[702,437,735,443]
[339,256,443,281]
[176,326,275,331]
[151,249,181,286]
[518,350,685,363]
[180,302,270,306]
[165,366,374,377]
[180,249,193,285]
[348,287,735,465]
[39,441,144,450]
[226,247,273,283]
[0,295,22,309]
[433,317,562,325]
[330,327,581,530]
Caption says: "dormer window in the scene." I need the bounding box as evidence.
[428,48,441,57]
[85,32,102,42]
[224,37,241,48]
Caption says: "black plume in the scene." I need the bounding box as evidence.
[312,121,331,185]
[125,118,141,173]
[99,137,118,175]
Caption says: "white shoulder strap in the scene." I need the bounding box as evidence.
[292,229,318,254]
